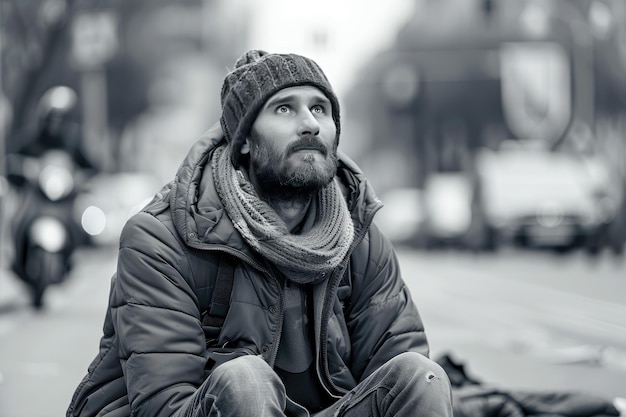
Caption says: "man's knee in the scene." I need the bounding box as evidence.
[210,355,277,387]
[387,352,451,388]
[201,355,287,415]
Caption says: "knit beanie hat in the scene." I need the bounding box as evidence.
[220,50,341,167]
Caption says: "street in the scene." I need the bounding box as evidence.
[0,244,625,417]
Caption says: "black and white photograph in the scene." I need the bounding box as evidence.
[1,1,625,416]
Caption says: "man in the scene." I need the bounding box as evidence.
[67,50,453,417]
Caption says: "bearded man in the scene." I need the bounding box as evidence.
[67,50,453,417]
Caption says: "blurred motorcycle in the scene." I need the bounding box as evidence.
[6,86,95,309]
[9,150,90,308]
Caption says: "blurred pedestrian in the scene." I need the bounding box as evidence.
[67,49,453,417]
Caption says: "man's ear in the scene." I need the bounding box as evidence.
[240,138,250,155]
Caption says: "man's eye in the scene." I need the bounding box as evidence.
[312,105,325,114]
[276,105,290,114]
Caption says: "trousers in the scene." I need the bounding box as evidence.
[175,351,453,417]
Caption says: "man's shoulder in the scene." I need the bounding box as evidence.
[119,199,180,253]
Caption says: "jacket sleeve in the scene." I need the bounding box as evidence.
[112,211,205,417]
[346,222,430,381]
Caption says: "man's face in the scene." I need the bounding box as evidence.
[243,85,338,196]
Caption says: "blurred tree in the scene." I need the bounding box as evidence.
[1,0,81,152]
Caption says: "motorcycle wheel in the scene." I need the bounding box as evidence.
[26,249,65,309]
[32,280,46,309]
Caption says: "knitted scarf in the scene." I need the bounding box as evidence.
[211,145,354,284]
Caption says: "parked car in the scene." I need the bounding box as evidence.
[473,140,620,253]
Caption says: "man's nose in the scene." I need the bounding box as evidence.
[297,109,320,136]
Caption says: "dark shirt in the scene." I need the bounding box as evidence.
[275,282,334,412]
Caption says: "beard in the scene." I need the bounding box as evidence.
[249,135,339,198]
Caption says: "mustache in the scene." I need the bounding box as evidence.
[288,136,328,156]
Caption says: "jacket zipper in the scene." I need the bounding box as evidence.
[315,269,346,399]
[316,202,383,398]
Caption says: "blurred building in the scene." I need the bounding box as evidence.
[346,0,626,254]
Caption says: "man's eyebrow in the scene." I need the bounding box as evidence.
[264,94,297,108]
[264,92,330,109]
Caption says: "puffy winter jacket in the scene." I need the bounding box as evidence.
[67,123,430,417]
